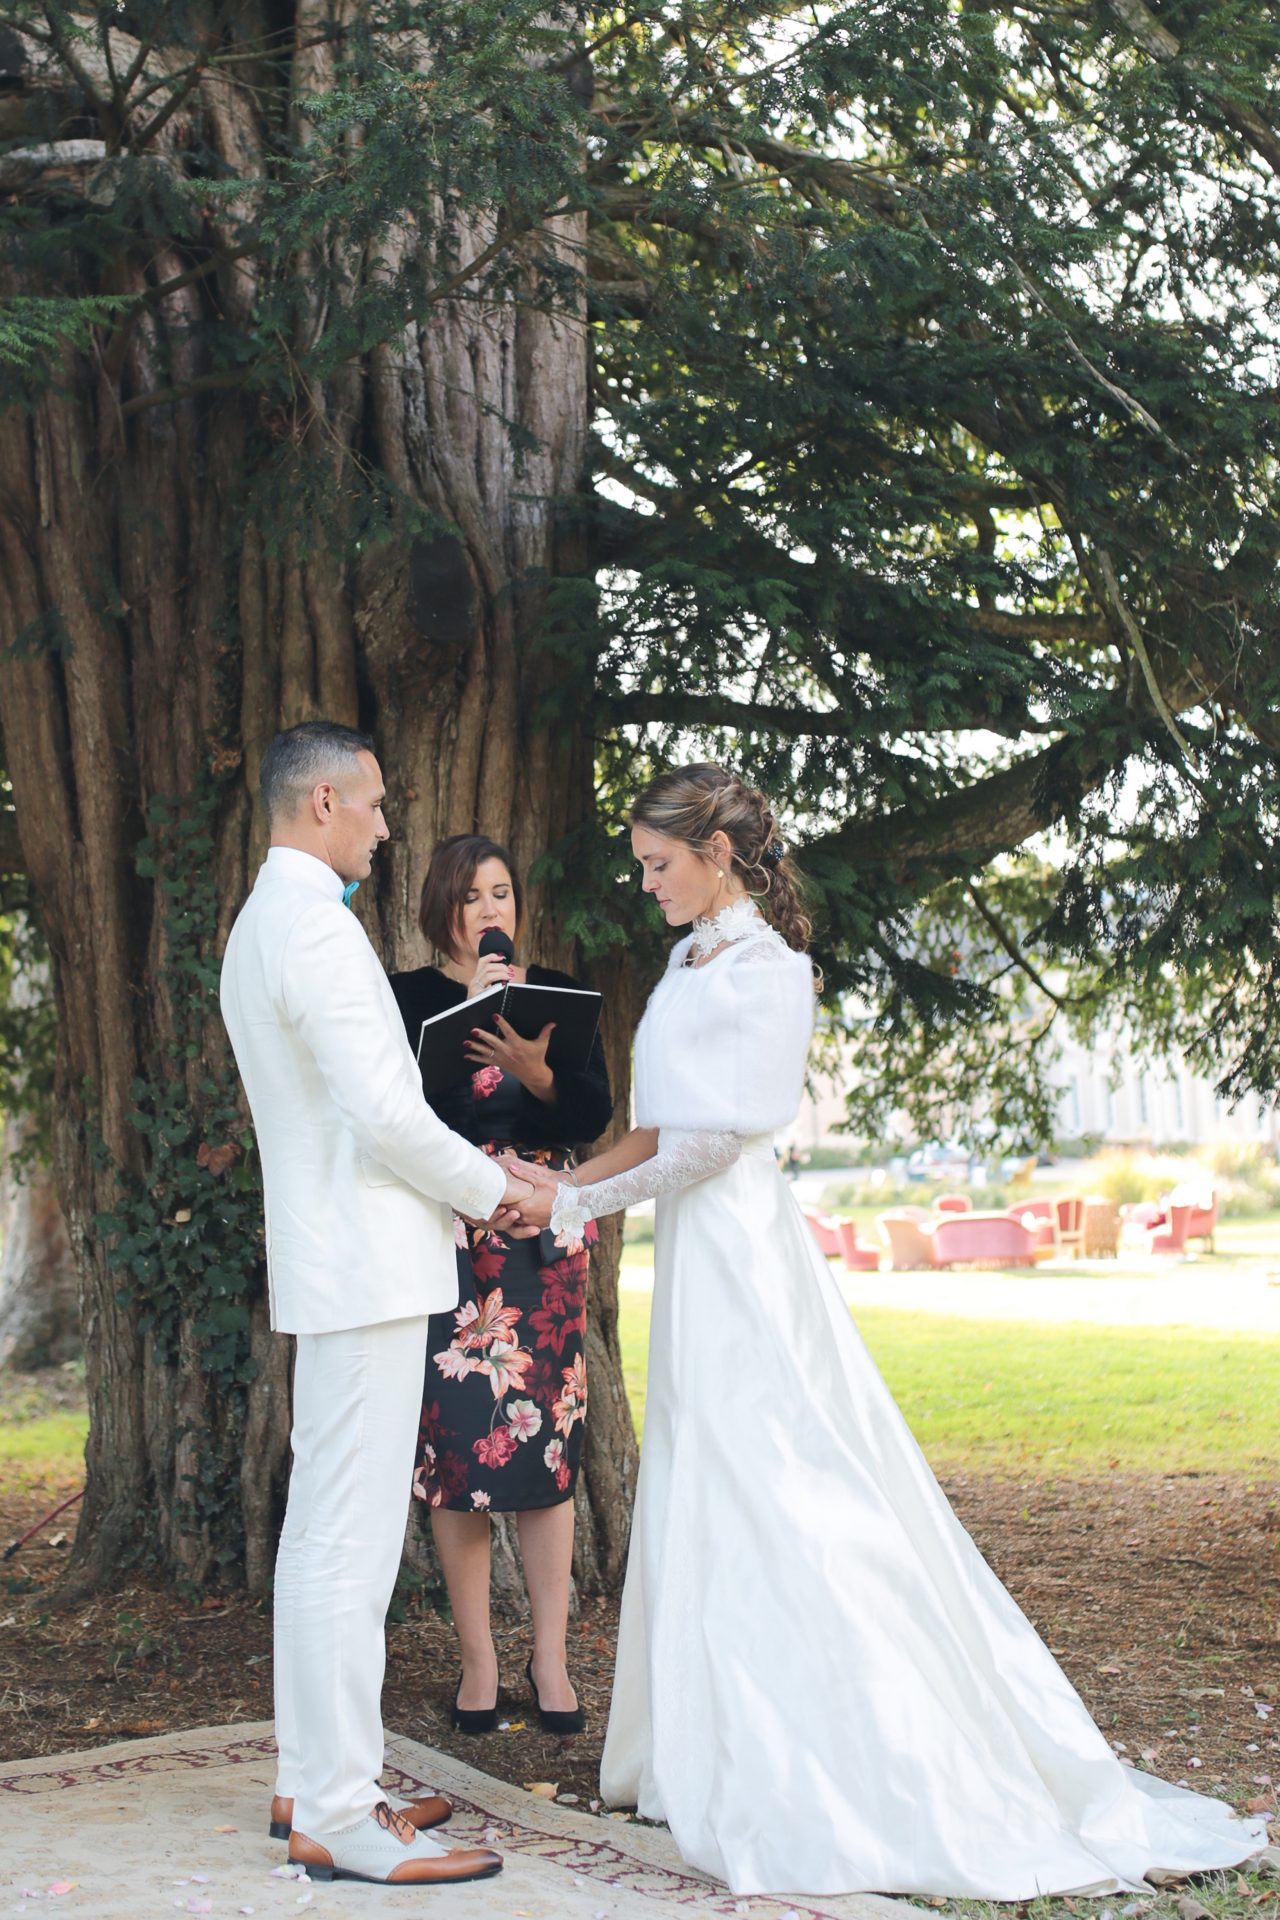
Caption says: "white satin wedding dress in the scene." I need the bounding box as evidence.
[550,902,1266,1899]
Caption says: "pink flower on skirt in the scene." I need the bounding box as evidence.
[506,1399,543,1442]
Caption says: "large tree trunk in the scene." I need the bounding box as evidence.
[0,11,638,1594]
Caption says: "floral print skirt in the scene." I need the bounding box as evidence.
[414,1143,595,1514]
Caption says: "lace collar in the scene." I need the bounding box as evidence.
[687,897,768,962]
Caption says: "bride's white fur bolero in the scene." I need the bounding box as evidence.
[634,918,815,1137]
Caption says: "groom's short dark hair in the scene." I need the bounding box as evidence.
[260,720,376,824]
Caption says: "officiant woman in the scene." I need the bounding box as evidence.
[390,835,612,1736]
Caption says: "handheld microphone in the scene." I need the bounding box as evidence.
[477,927,515,965]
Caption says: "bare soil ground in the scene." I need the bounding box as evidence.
[2,1375,1277,1839]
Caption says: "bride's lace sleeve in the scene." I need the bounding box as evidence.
[549,1131,740,1245]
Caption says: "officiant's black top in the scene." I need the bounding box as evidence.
[389,960,612,1515]
[388,962,613,1148]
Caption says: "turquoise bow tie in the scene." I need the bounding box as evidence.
[342,880,360,909]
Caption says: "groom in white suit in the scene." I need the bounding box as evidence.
[220,721,530,1888]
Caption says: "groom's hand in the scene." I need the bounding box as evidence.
[482,1168,532,1231]
[488,1156,556,1235]
[503,1157,557,1232]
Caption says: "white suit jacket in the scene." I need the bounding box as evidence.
[219,847,507,1335]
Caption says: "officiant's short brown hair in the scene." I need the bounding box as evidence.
[419,834,526,959]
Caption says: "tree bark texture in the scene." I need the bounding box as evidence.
[0,16,638,1594]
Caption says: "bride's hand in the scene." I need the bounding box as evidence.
[501,1155,559,1190]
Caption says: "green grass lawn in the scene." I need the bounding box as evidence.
[0,1410,88,1492]
[5,1262,1277,1491]
[618,1290,1280,1474]
[0,1369,88,1492]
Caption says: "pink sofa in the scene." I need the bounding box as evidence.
[1007,1204,1057,1257]
[932,1212,1041,1270]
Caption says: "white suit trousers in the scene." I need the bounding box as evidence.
[273,1315,429,1836]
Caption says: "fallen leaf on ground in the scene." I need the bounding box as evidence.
[1175,1896,1211,1920]
[524,1781,557,1797]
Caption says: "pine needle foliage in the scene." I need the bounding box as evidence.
[2,0,1278,1147]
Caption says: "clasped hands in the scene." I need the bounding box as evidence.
[485,1156,560,1236]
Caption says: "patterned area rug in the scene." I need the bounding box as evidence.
[0,1722,907,1919]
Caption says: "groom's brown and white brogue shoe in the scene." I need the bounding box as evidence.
[269,1789,452,1842]
[288,1802,501,1886]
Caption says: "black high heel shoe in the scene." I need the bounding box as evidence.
[525,1656,585,1735]
[451,1672,499,1735]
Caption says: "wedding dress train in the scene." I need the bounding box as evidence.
[553,907,1265,1898]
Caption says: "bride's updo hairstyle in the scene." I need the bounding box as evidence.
[631,763,812,954]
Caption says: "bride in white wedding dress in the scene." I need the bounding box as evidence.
[511,763,1266,1900]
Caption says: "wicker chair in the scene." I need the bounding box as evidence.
[1053,1195,1085,1258]
[1081,1196,1120,1258]
[877,1212,943,1271]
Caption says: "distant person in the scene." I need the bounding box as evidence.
[220,723,530,1889]
[390,835,612,1735]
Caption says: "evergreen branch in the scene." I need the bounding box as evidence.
[550,7,666,75]
[1104,0,1280,177]
[591,492,1108,663]
[1009,263,1186,456]
[601,692,852,737]
[802,732,1123,881]
[611,111,904,219]
[128,1,239,155]
[1093,550,1198,764]
[36,4,111,118]
[964,883,1076,1011]
[118,367,253,418]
